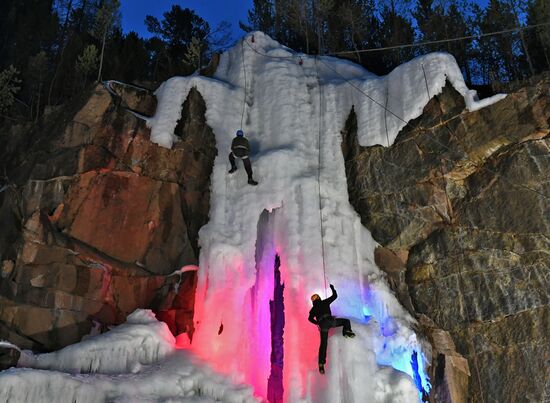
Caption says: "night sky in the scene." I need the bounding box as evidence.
[120,0,254,40]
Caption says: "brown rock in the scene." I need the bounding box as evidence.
[1,261,14,279]
[108,81,157,117]
[374,247,415,314]
[419,317,470,403]
[343,76,550,401]
[58,171,194,274]
[0,345,20,371]
[0,79,215,351]
[58,85,113,148]
[154,271,198,337]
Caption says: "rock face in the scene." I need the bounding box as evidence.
[0,84,216,351]
[0,345,20,371]
[343,75,550,402]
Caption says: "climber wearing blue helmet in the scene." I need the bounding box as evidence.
[229,129,258,186]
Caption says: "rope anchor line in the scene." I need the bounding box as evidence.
[240,39,248,130]
[245,38,330,295]
[314,56,329,297]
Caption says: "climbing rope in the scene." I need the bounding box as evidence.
[318,58,549,201]
[328,21,550,56]
[245,36,330,295]
[240,39,249,130]
[240,36,549,324]
[243,36,297,60]
[314,56,329,297]
[316,58,409,125]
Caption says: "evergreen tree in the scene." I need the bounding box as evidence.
[145,6,210,76]
[93,0,121,82]
[242,0,275,36]
[75,44,98,87]
[413,0,474,83]
[378,1,416,71]
[526,0,550,71]
[479,0,522,82]
[109,31,150,83]
[0,66,21,115]
[26,51,49,120]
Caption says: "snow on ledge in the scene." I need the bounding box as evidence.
[348,51,507,147]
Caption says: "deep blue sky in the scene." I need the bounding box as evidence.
[120,0,253,40]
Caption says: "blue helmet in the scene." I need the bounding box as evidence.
[236,130,244,137]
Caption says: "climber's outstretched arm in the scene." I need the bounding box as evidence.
[327,284,337,304]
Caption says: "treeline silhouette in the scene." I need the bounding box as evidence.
[1,0,548,123]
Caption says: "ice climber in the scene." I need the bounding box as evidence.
[228,129,258,186]
[308,284,355,374]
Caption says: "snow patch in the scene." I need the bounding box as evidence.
[0,310,258,403]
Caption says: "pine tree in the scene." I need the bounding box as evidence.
[379,1,416,71]
[502,0,535,75]
[26,51,49,121]
[94,0,121,82]
[242,0,275,35]
[0,66,21,114]
[184,37,202,70]
[479,0,521,82]
[75,44,98,88]
[526,0,550,71]
[145,6,210,76]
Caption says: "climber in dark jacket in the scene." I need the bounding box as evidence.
[228,129,258,186]
[308,284,355,374]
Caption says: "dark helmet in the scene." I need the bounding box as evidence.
[311,294,320,302]
[236,130,244,137]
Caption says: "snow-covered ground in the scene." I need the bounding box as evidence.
[0,32,505,402]
[0,311,258,402]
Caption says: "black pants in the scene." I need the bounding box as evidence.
[229,152,253,179]
[318,317,352,364]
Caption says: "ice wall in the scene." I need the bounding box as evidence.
[148,32,504,402]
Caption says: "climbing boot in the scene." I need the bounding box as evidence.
[318,364,325,374]
[248,178,258,186]
[344,331,356,338]
[228,167,237,174]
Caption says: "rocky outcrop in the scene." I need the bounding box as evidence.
[343,75,550,402]
[0,345,20,371]
[0,84,216,351]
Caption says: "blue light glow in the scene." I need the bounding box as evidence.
[337,279,432,398]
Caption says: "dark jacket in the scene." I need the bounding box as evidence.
[231,136,250,158]
[308,286,337,325]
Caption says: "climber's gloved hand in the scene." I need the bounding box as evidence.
[329,284,335,290]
